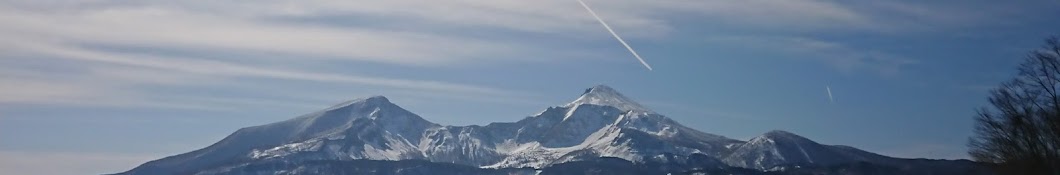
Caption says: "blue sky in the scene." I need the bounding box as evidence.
[1,0,1059,174]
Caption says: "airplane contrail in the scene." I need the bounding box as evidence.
[826,86,835,103]
[575,0,653,71]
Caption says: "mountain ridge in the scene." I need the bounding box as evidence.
[116,85,978,175]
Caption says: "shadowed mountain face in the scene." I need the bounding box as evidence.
[116,85,985,175]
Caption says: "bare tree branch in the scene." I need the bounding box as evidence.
[969,36,1060,175]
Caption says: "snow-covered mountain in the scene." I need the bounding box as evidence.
[115,85,976,175]
[722,130,888,170]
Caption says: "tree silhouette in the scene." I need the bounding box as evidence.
[969,36,1060,175]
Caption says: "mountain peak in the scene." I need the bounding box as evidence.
[567,85,649,112]
[364,95,391,103]
[323,95,393,111]
[763,130,798,138]
[584,85,620,94]
[751,130,813,144]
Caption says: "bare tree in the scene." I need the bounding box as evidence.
[969,37,1060,175]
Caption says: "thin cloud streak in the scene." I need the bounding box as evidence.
[826,86,835,103]
[0,40,533,110]
[9,42,517,96]
[576,0,653,71]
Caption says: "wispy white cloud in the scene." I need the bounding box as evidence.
[0,41,531,109]
[1,0,601,109]
[0,0,1030,110]
[0,6,527,66]
[706,35,917,76]
[637,0,870,30]
[0,76,112,105]
[0,74,316,111]
[853,1,1057,33]
[21,42,517,95]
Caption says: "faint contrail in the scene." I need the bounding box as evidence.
[575,0,653,71]
[826,86,835,103]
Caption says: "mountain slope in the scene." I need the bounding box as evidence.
[119,96,437,175]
